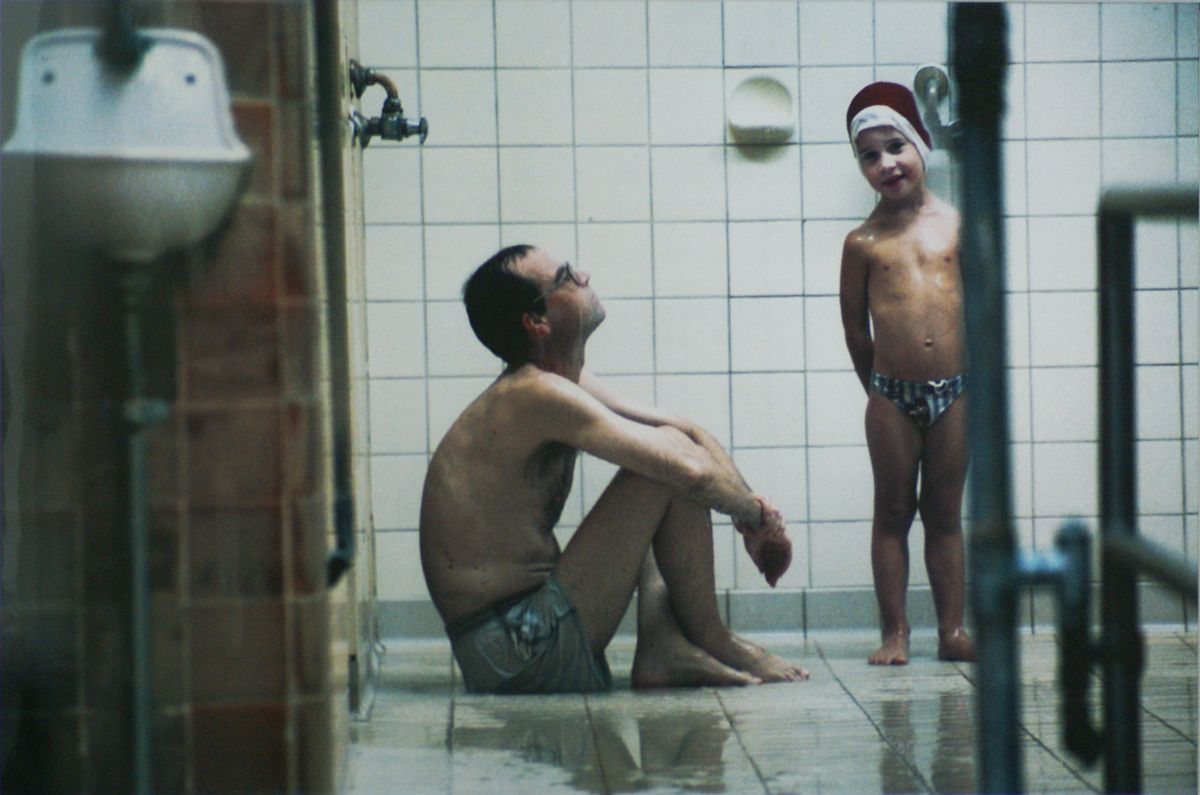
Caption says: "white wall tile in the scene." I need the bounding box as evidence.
[1101,3,1178,61]
[425,301,498,376]
[1136,365,1182,440]
[801,143,877,219]
[650,69,726,145]
[1002,141,1028,216]
[1184,289,1199,364]
[370,455,427,529]
[648,2,722,67]
[366,225,424,300]
[1032,442,1099,517]
[800,66,875,143]
[498,147,575,222]
[1006,4,1026,64]
[1030,292,1097,367]
[806,370,867,446]
[655,298,729,372]
[1180,63,1198,136]
[873,2,948,65]
[573,0,647,68]
[732,372,807,447]
[586,298,654,374]
[1182,225,1198,288]
[1006,217,1030,293]
[653,222,728,297]
[808,521,873,588]
[712,524,737,591]
[1009,367,1033,443]
[1031,366,1097,442]
[573,70,648,145]
[497,70,573,145]
[657,374,731,448]
[723,1,798,67]
[418,0,494,68]
[798,2,873,66]
[1187,440,1199,514]
[727,144,802,221]
[367,302,425,377]
[1136,290,1181,365]
[577,223,652,298]
[1184,365,1198,439]
[580,453,618,515]
[1026,63,1100,139]
[369,379,428,453]
[1181,5,1200,58]
[1139,440,1186,513]
[1012,442,1033,518]
[803,220,856,295]
[725,66,800,145]
[733,447,807,520]
[729,221,804,296]
[422,148,499,223]
[419,70,496,146]
[1027,216,1097,291]
[804,295,849,371]
[1027,140,1101,216]
[1007,294,1031,368]
[1135,219,1181,290]
[602,374,656,408]
[1139,515,1186,558]
[1102,139,1178,188]
[576,146,650,222]
[651,147,727,221]
[1025,3,1100,62]
[500,224,577,263]
[359,0,417,67]
[427,376,494,444]
[423,224,499,300]
[1102,62,1177,138]
[731,297,805,371]
[495,0,571,67]
[364,149,422,224]
[1003,66,1026,141]
[808,446,873,521]
[375,531,428,599]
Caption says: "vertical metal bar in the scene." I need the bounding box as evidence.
[951,5,1022,793]
[1097,207,1142,793]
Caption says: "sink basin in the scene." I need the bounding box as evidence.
[3,28,251,262]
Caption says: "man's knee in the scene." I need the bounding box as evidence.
[875,494,917,527]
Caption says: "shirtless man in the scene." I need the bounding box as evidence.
[420,244,808,693]
[839,82,976,665]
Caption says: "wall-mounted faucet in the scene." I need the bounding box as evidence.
[913,64,960,149]
[348,59,427,147]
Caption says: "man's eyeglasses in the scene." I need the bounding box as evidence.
[533,262,585,305]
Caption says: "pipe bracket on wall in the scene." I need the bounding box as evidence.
[348,59,427,148]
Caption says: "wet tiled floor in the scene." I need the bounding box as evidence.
[345,629,1196,794]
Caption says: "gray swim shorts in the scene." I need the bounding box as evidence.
[446,573,612,694]
[870,370,966,430]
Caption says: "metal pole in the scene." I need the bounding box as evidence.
[952,5,1021,793]
[1098,204,1141,794]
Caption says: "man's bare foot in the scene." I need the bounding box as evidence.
[869,632,910,665]
[632,632,761,689]
[698,629,809,682]
[937,627,976,662]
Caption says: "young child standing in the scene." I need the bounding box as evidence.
[839,82,976,665]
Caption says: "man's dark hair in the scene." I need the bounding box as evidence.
[463,244,541,366]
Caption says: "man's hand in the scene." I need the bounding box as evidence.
[735,496,792,587]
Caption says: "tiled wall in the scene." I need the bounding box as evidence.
[2,1,338,792]
[357,1,1199,634]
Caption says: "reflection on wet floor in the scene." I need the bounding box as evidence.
[345,630,1197,794]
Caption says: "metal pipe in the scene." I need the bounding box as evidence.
[314,0,357,588]
[1096,185,1198,792]
[951,5,1020,793]
[1104,534,1199,602]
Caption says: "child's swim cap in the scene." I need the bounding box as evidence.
[846,82,932,166]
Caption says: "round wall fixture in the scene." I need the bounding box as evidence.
[728,75,794,145]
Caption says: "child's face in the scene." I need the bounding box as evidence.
[855,126,925,200]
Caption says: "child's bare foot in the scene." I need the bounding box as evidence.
[869,632,910,665]
[632,631,760,689]
[937,627,976,662]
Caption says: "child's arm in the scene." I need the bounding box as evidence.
[840,232,874,392]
